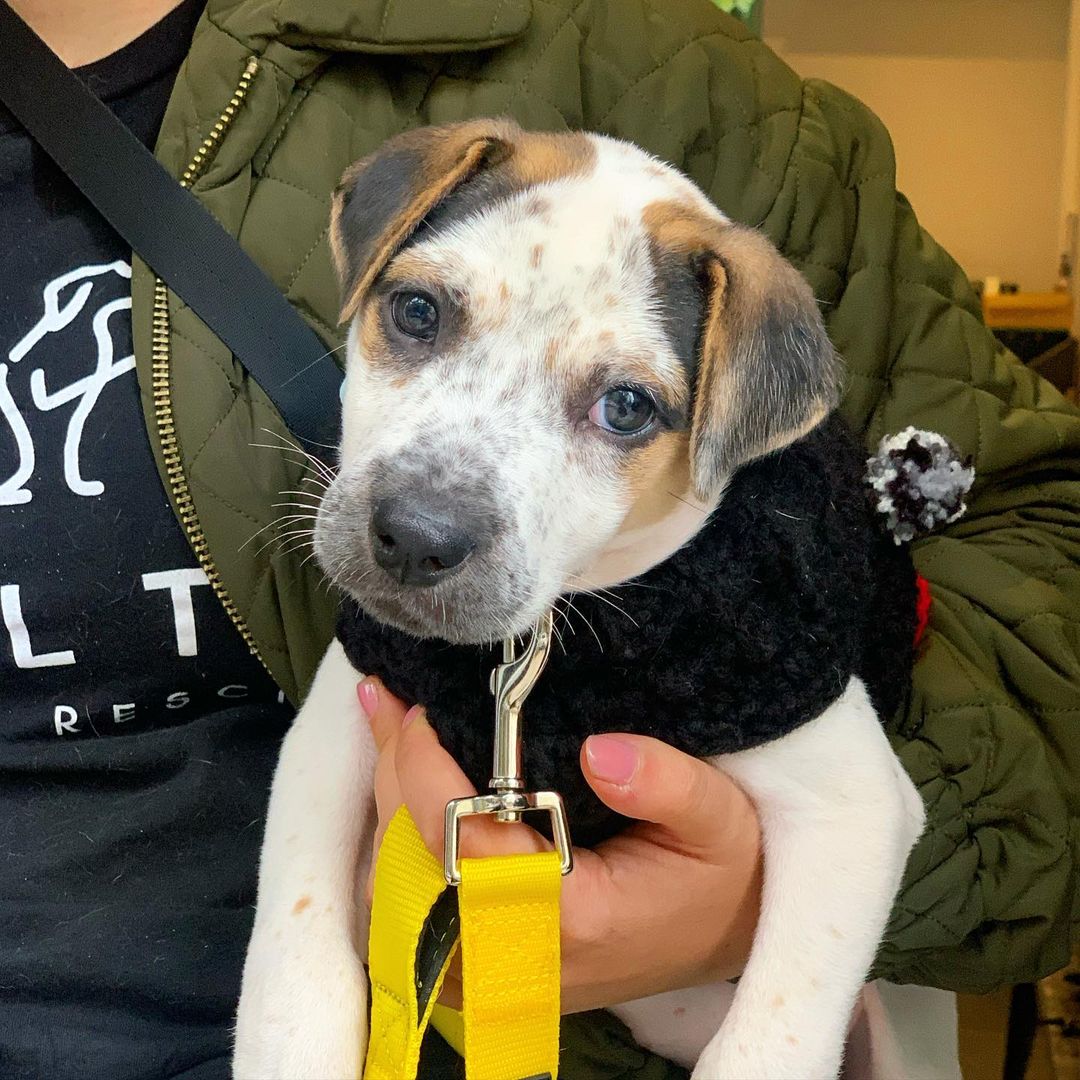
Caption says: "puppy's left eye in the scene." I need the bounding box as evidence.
[588,386,656,435]
[391,292,439,341]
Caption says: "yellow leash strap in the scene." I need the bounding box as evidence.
[364,807,455,1080]
[365,807,563,1080]
[459,850,562,1079]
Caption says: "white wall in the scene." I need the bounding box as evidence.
[765,0,1070,291]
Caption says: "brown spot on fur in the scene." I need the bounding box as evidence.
[622,431,693,530]
[530,244,544,268]
[291,895,312,915]
[544,338,564,369]
[358,303,391,367]
[588,266,611,290]
[828,925,843,939]
[772,995,785,1009]
[523,194,554,219]
[786,1035,799,1047]
[474,285,513,333]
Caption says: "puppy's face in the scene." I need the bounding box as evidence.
[316,121,839,643]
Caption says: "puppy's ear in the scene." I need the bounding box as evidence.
[648,204,841,501]
[329,120,518,322]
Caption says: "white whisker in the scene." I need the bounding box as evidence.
[253,428,338,485]
[272,500,324,512]
[276,342,349,393]
[276,537,317,559]
[240,512,319,553]
[254,527,315,559]
[561,596,603,653]
[577,588,639,628]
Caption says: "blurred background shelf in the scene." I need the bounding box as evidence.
[983,292,1074,332]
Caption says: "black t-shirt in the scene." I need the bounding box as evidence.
[0,3,293,1076]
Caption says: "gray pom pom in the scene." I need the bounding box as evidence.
[866,427,974,544]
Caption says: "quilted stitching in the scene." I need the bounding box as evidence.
[138,0,1080,1005]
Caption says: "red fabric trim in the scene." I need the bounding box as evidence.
[914,574,932,645]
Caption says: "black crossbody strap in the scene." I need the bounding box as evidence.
[0,1,343,460]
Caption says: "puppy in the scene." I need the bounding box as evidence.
[234,119,926,1080]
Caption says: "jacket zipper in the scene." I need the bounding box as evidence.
[151,58,267,666]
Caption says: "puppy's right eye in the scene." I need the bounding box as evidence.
[391,292,439,342]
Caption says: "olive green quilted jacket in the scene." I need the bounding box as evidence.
[131,0,1080,1073]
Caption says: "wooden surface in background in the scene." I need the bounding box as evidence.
[1039,958,1080,1080]
[983,292,1073,330]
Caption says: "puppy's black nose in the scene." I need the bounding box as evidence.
[370,497,476,586]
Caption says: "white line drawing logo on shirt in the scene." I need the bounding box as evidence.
[0,261,135,505]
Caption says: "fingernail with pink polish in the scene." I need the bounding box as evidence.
[357,679,378,719]
[585,735,639,785]
[402,704,424,730]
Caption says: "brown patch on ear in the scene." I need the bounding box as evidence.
[642,199,728,261]
[331,122,596,325]
[377,249,443,288]
[642,199,840,500]
[503,130,595,188]
[332,121,517,323]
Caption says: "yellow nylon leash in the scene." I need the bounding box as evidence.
[459,850,562,1079]
[365,612,570,1080]
[364,807,562,1079]
[364,807,455,1080]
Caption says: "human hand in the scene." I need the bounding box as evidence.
[358,677,762,1014]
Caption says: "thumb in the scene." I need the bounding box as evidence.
[581,733,755,854]
[357,676,410,752]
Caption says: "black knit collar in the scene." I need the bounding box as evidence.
[337,416,916,846]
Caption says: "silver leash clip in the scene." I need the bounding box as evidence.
[443,609,574,886]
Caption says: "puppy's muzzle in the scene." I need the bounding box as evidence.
[370,494,480,587]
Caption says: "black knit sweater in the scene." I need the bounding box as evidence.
[337,415,917,846]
